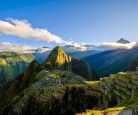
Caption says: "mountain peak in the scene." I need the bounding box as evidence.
[117,38,130,44]
[52,46,64,53]
[45,46,97,80]
[45,46,71,66]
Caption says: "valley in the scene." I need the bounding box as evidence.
[0,46,138,115]
[0,1,138,114]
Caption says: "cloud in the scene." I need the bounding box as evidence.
[0,18,67,44]
[101,42,137,49]
[0,42,34,53]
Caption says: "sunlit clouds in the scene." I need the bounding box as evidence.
[0,18,67,44]
[0,42,33,53]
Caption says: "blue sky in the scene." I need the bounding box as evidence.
[0,0,138,48]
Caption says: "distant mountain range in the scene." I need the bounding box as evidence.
[82,46,138,76]
[62,38,137,52]
[101,38,137,50]
[61,44,95,52]
[0,38,137,53]
[0,38,137,85]
[33,38,137,61]
[0,43,138,114]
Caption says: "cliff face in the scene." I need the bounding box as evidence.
[45,46,97,80]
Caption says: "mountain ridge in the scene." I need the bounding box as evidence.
[82,47,138,76]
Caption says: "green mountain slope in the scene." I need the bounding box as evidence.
[129,57,138,71]
[78,69,138,115]
[0,63,138,115]
[82,47,138,77]
[0,52,34,86]
[0,59,87,114]
[0,46,137,114]
[0,46,97,87]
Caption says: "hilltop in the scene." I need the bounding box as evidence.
[44,46,97,80]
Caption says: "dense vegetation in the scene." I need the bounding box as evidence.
[129,57,138,71]
[0,52,34,86]
[0,63,138,115]
[0,59,88,114]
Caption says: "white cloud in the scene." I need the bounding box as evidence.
[101,42,137,49]
[63,41,95,51]
[0,18,68,44]
[0,42,34,53]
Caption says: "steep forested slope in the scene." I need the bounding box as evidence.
[0,52,34,86]
[129,57,138,71]
[83,47,138,77]
[0,63,138,115]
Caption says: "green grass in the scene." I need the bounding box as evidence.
[0,51,34,83]
[49,73,62,78]
[77,106,126,115]
[85,81,100,85]
[105,106,126,111]
[110,74,117,79]
[118,72,127,75]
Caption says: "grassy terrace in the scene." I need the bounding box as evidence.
[115,79,128,88]
[3,68,138,114]
[85,81,101,92]
[77,107,126,115]
[114,84,132,95]
[85,81,100,85]
[117,76,131,83]
[77,70,138,115]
